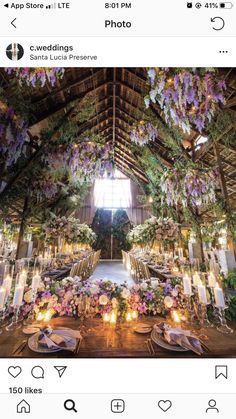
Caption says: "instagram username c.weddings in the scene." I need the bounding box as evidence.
[29,44,97,61]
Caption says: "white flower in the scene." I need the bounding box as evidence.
[172,289,178,297]
[99,294,109,305]
[90,285,100,295]
[121,288,131,299]
[24,290,33,303]
[140,282,148,291]
[111,298,118,308]
[151,280,159,289]
[164,296,173,309]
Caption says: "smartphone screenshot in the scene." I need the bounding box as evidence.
[0,1,235,418]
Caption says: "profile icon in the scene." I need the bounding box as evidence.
[206,399,219,413]
[6,43,24,61]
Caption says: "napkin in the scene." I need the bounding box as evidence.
[154,323,204,356]
[38,327,82,352]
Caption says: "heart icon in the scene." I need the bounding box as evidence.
[8,366,22,378]
[158,400,172,412]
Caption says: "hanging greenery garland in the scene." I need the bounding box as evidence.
[130,121,158,145]
[145,68,226,133]
[5,67,65,87]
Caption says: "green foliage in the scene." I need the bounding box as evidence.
[224,270,236,290]
[225,293,236,322]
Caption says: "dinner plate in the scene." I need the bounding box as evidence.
[22,327,40,335]
[133,323,152,334]
[151,330,189,352]
[28,329,77,353]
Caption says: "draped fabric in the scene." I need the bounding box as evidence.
[125,207,150,225]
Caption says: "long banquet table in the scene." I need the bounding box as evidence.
[0,317,235,358]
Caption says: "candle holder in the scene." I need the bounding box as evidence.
[215,305,233,334]
[208,287,220,325]
[198,302,212,329]
[185,294,197,326]
[0,308,6,334]
[6,305,22,331]
[23,290,37,326]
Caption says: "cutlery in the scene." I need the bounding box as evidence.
[74,338,82,355]
[12,340,27,356]
[145,340,152,355]
[148,338,156,356]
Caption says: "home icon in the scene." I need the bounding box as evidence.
[17,399,30,414]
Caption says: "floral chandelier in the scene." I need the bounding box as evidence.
[160,165,218,207]
[5,67,65,87]
[130,121,158,145]
[145,68,226,133]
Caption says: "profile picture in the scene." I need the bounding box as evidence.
[6,43,24,61]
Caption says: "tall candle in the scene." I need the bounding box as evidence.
[198,281,208,304]
[0,287,6,310]
[31,273,41,291]
[13,286,24,307]
[214,283,225,308]
[208,272,216,288]
[3,275,12,297]
[19,271,27,287]
[183,274,192,295]
[193,272,201,286]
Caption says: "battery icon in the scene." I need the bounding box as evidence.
[219,2,233,8]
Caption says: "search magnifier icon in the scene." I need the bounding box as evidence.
[64,399,77,413]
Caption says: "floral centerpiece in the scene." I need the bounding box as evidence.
[5,67,65,87]
[127,216,178,246]
[0,101,28,167]
[130,121,158,145]
[145,68,226,133]
[160,165,218,207]
[42,214,96,246]
[21,276,183,320]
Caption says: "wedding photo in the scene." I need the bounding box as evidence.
[0,67,236,359]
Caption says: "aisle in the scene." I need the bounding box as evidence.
[90,260,134,286]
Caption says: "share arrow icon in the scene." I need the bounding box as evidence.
[54,366,67,378]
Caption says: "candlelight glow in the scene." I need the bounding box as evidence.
[126,312,132,322]
[172,310,181,324]
[103,313,110,323]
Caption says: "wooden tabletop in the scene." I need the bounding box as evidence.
[0,316,235,358]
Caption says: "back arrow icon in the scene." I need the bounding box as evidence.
[211,16,225,31]
[11,18,17,28]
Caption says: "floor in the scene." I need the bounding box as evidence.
[90,260,134,286]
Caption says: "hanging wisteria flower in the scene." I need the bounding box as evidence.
[32,179,58,201]
[0,101,28,167]
[43,138,113,182]
[145,68,226,133]
[160,165,218,207]
[5,67,65,87]
[130,121,158,145]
